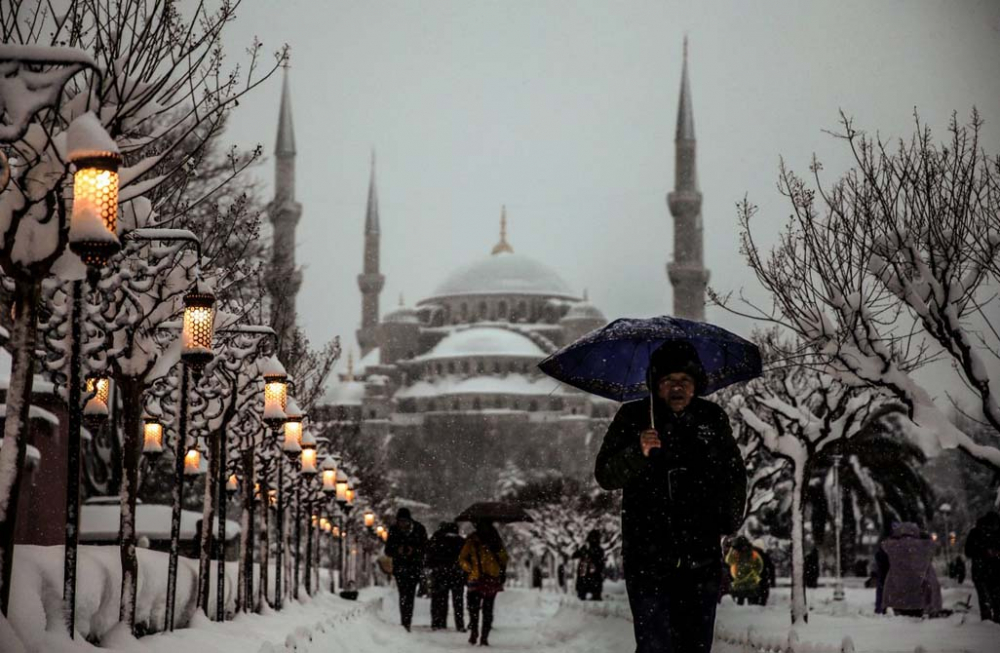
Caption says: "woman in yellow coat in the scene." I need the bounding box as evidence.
[725,536,763,605]
[459,520,509,646]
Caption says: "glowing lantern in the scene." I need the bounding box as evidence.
[345,487,355,506]
[321,456,338,494]
[375,525,386,539]
[68,115,121,268]
[181,286,216,371]
[363,511,375,529]
[282,396,303,456]
[83,375,110,429]
[183,444,202,475]
[332,526,340,538]
[311,514,319,527]
[335,470,349,503]
[319,517,330,531]
[300,430,317,474]
[261,356,288,430]
[142,416,164,456]
[226,474,239,496]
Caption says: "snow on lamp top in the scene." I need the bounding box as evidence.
[321,455,338,493]
[68,113,121,267]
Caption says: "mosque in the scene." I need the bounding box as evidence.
[270,41,709,514]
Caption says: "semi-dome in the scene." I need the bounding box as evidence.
[413,326,546,361]
[422,251,576,302]
[384,305,420,324]
[561,301,606,323]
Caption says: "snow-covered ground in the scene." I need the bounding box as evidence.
[6,545,999,653]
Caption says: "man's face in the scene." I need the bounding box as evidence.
[657,373,696,413]
[398,518,412,533]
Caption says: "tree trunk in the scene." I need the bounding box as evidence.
[305,505,313,596]
[62,280,83,637]
[164,367,189,631]
[791,463,808,624]
[198,430,219,615]
[240,445,255,612]
[0,278,40,616]
[117,374,145,631]
[215,428,229,621]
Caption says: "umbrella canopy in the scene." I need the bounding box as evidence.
[455,501,534,524]
[538,315,761,403]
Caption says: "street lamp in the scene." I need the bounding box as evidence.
[183,442,203,476]
[363,511,375,530]
[321,456,338,494]
[142,416,164,457]
[261,356,288,431]
[68,115,121,270]
[282,397,303,457]
[181,286,216,374]
[300,431,317,474]
[82,375,110,430]
[831,453,845,602]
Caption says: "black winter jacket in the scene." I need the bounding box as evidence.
[385,521,429,581]
[595,396,746,581]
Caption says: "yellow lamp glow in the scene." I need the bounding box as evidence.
[335,480,348,503]
[283,420,302,454]
[345,488,355,505]
[69,151,121,267]
[319,517,330,531]
[183,446,201,475]
[83,376,110,428]
[375,525,385,538]
[363,511,375,528]
[311,514,319,527]
[268,489,277,507]
[226,474,239,494]
[300,447,318,474]
[142,417,163,455]
[181,289,215,370]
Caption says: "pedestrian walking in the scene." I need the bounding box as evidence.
[878,522,942,617]
[459,519,508,647]
[753,542,775,606]
[595,340,747,653]
[427,521,466,631]
[725,536,763,605]
[573,529,606,601]
[384,507,428,632]
[965,511,1000,623]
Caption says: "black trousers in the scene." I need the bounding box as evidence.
[467,589,496,640]
[431,578,465,630]
[396,575,419,628]
[625,565,720,653]
[973,573,997,622]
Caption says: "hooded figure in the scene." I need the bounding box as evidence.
[879,522,942,617]
[595,340,747,653]
[965,511,1000,623]
[384,507,428,631]
[573,529,607,601]
[427,521,466,631]
[725,536,763,605]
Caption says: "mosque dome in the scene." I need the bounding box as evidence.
[561,299,606,323]
[424,251,575,302]
[383,297,420,324]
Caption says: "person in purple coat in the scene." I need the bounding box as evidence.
[878,522,942,617]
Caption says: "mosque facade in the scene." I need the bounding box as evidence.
[307,42,707,515]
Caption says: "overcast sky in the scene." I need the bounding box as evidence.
[221,0,1000,395]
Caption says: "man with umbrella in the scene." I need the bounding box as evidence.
[594,340,747,653]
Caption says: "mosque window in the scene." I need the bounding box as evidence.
[549,398,563,411]
[521,362,529,373]
[477,360,486,374]
[508,361,517,374]
[517,301,527,321]
[571,407,578,415]
[460,303,468,321]
[436,363,443,375]
[498,301,508,319]
[443,305,451,322]
[512,400,520,411]
[495,396,503,409]
[369,410,376,419]
[428,400,437,411]
[452,399,460,411]
[448,362,455,374]
[528,400,538,412]
[493,361,501,374]
[461,361,470,374]
[473,397,482,410]
[479,301,488,319]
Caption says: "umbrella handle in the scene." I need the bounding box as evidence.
[649,388,655,430]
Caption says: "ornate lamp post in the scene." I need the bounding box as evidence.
[831,453,845,602]
[260,356,287,609]
[142,416,164,457]
[68,144,122,274]
[939,503,952,565]
[296,437,317,599]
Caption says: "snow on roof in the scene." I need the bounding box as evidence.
[322,380,366,406]
[413,326,546,361]
[355,347,380,376]
[79,503,240,541]
[396,373,566,399]
[422,251,577,302]
[562,301,606,323]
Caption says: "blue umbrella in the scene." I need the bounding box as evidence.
[538,316,761,405]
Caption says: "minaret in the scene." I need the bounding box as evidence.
[356,151,384,357]
[268,67,303,354]
[667,37,709,321]
[491,205,514,255]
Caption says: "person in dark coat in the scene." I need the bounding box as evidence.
[950,555,966,585]
[384,507,428,632]
[595,340,747,653]
[878,522,942,617]
[804,547,820,589]
[573,529,606,600]
[426,521,466,631]
[751,543,774,606]
[965,511,1000,623]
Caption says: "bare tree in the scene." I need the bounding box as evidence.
[727,111,1000,484]
[739,344,887,624]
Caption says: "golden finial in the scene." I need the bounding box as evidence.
[346,349,355,382]
[491,205,514,255]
